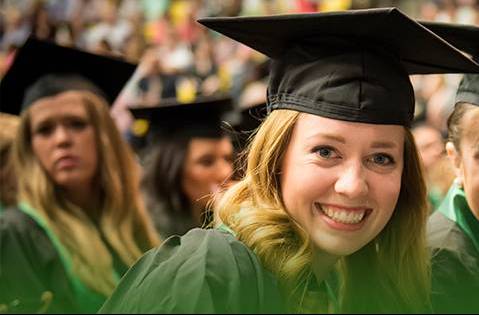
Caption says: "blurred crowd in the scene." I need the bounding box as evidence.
[0,0,478,207]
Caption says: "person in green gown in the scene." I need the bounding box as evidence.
[99,9,479,313]
[0,38,160,313]
[423,22,479,313]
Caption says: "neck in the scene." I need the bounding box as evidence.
[63,183,101,219]
[311,247,340,285]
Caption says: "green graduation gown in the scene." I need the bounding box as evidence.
[0,203,125,313]
[427,185,479,313]
[99,227,286,313]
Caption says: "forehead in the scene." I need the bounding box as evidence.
[29,92,87,124]
[187,137,232,153]
[294,113,405,143]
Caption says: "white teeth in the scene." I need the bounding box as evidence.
[320,205,366,224]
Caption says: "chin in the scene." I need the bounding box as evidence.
[55,176,88,189]
[311,233,369,257]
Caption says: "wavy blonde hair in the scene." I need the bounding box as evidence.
[13,91,160,297]
[216,109,430,312]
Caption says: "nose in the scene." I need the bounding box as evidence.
[334,162,369,199]
[53,126,72,147]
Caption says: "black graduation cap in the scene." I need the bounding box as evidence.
[420,21,479,107]
[0,37,136,115]
[198,7,479,126]
[420,21,479,60]
[129,96,234,142]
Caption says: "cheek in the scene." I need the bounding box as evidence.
[281,164,332,221]
[370,172,402,215]
[462,160,479,219]
[32,136,53,172]
[182,166,210,197]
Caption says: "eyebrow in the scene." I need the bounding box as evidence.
[370,141,398,149]
[307,133,398,148]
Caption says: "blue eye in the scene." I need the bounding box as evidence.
[370,153,394,165]
[313,146,337,159]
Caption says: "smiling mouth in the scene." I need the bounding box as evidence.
[315,203,372,225]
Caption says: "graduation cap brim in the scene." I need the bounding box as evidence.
[130,96,233,120]
[198,7,479,75]
[0,37,136,115]
[419,21,479,58]
[130,96,234,139]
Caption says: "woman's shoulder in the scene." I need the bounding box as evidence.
[99,228,285,313]
[427,211,478,275]
[1,206,41,236]
[427,210,476,255]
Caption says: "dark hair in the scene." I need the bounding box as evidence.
[447,102,477,151]
[141,135,194,238]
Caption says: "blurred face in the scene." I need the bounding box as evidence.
[30,92,98,190]
[447,108,479,220]
[182,136,234,211]
[412,125,444,171]
[281,114,405,256]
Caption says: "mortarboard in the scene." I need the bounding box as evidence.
[420,21,479,107]
[0,37,136,115]
[198,8,479,127]
[129,96,234,144]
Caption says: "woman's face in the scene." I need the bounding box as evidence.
[281,114,405,256]
[30,92,98,190]
[182,136,234,210]
[448,108,479,220]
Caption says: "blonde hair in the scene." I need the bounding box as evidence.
[216,109,430,312]
[13,91,159,296]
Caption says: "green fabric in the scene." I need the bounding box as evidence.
[428,186,444,212]
[217,223,339,312]
[99,228,286,313]
[17,202,109,313]
[437,185,479,252]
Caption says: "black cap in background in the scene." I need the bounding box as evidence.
[129,96,234,144]
[0,37,136,115]
[420,21,479,107]
[198,8,479,127]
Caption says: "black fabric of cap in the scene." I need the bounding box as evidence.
[0,37,136,115]
[129,96,233,142]
[198,8,479,126]
[420,21,479,107]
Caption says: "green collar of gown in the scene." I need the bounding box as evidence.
[437,184,479,252]
[217,223,339,312]
[18,201,115,312]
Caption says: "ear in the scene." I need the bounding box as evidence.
[446,141,463,185]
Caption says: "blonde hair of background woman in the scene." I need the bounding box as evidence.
[13,91,160,296]
[216,109,430,312]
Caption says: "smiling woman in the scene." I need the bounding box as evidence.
[98,8,479,314]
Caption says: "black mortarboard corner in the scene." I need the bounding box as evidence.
[421,21,479,107]
[0,37,136,115]
[198,8,479,127]
[129,96,234,143]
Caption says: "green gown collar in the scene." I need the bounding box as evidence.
[18,201,112,312]
[437,184,479,252]
[217,223,339,312]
